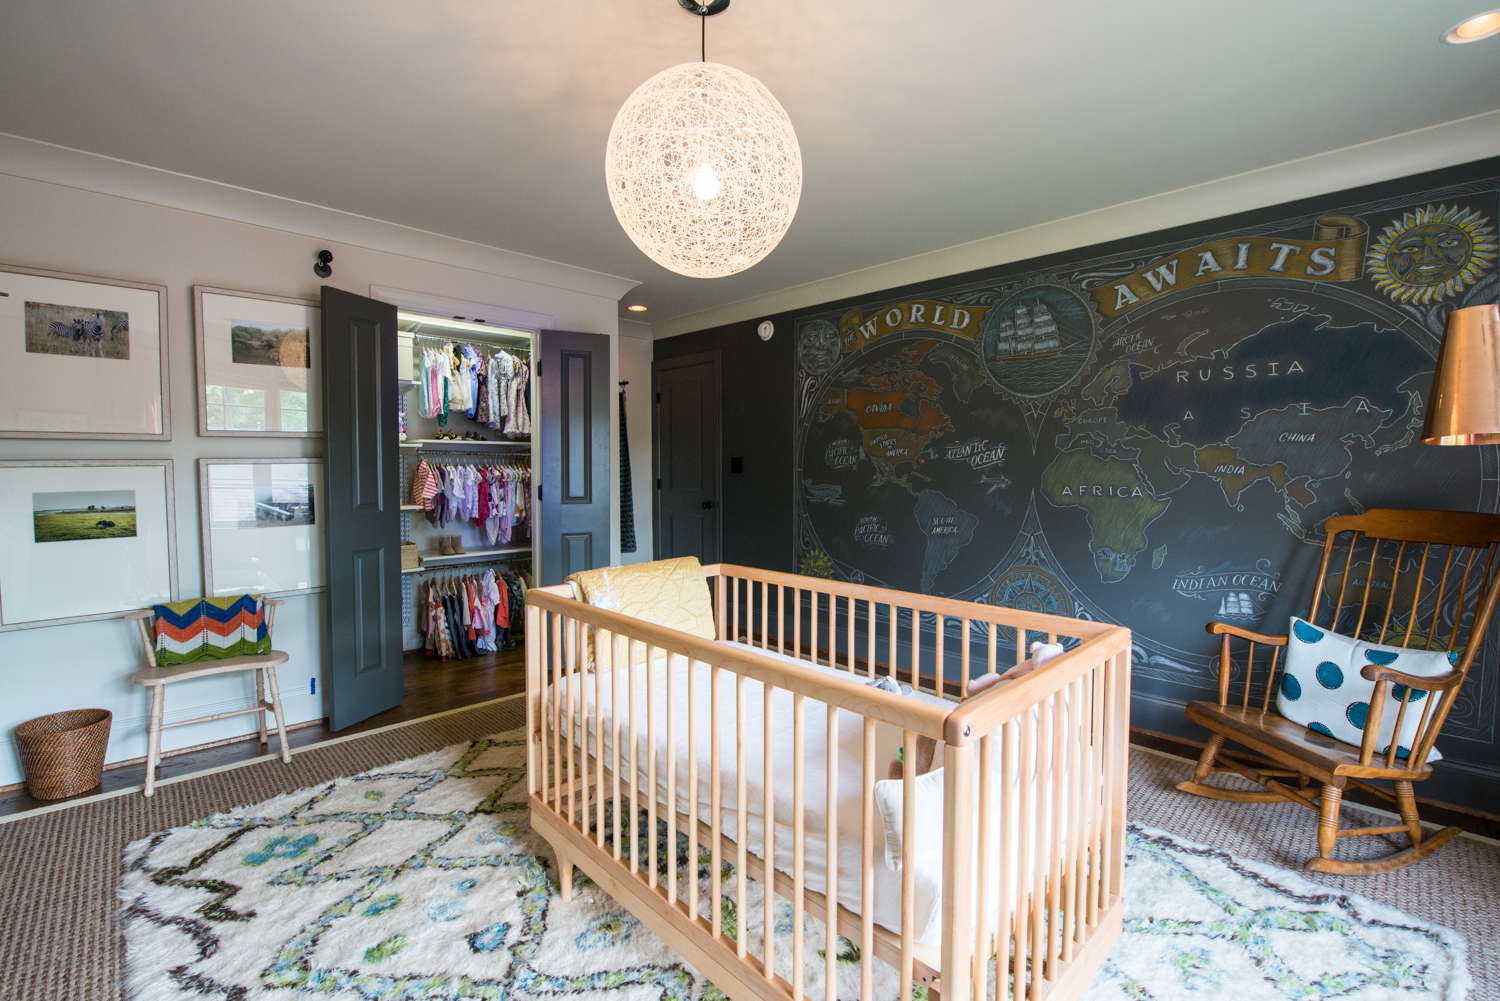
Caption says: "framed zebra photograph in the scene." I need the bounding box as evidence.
[0,264,170,439]
[194,286,322,437]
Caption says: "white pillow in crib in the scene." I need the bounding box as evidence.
[872,766,945,872]
[1277,617,1454,762]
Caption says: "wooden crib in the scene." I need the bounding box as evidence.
[525,564,1131,1001]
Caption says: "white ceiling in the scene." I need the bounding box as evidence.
[3,2,1499,330]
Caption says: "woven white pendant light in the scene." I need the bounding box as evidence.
[605,10,802,279]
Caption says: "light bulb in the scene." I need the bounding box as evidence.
[692,163,721,201]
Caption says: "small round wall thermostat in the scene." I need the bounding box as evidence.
[757,320,774,341]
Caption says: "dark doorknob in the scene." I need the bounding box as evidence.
[702,500,714,510]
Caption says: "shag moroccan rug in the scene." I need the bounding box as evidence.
[118,729,1471,1000]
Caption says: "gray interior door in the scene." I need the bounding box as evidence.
[653,351,721,563]
[321,285,404,731]
[539,329,610,585]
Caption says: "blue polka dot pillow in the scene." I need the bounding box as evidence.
[1277,617,1456,762]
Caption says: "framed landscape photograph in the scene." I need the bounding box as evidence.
[194,286,322,437]
[199,458,326,597]
[0,460,178,630]
[0,265,170,439]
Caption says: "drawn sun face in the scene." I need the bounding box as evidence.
[1366,204,1497,305]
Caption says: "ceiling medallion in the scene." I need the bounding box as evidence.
[605,0,802,279]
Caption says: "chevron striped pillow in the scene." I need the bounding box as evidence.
[152,594,271,666]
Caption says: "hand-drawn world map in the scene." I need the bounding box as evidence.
[793,172,1500,719]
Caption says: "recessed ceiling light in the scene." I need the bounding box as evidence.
[627,304,648,312]
[1444,9,1500,43]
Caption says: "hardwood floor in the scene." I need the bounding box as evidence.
[0,646,526,820]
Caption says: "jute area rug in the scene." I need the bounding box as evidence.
[114,728,1471,1001]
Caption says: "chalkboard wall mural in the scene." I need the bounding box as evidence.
[790,158,1500,792]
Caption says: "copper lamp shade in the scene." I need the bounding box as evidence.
[1423,303,1500,445]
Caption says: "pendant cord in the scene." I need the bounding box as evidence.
[701,11,705,61]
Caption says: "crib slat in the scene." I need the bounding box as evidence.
[736,673,748,961]
[900,730,916,1001]
[612,632,622,861]
[630,639,640,875]
[935,614,945,697]
[596,629,606,849]
[997,720,1018,1000]
[793,693,806,1001]
[551,612,562,814]
[848,594,857,672]
[763,682,776,981]
[793,587,803,662]
[860,717,876,1001]
[760,580,768,648]
[987,620,997,679]
[1089,661,1105,921]
[729,575,738,644]
[1015,708,1036,1000]
[648,643,659,890]
[825,703,839,1001]
[1046,692,1064,979]
[960,617,972,696]
[711,666,722,938]
[567,617,578,829]
[1063,678,1082,961]
[974,731,994,1001]
[868,599,877,678]
[1031,703,1050,999]
[672,654,684,912]
[689,659,700,920]
[941,742,975,1001]
[888,603,898,679]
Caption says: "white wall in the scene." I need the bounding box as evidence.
[0,144,643,788]
[617,319,655,564]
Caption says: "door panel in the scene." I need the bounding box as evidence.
[322,286,403,730]
[653,352,721,563]
[539,329,610,585]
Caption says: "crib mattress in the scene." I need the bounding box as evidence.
[543,640,1075,947]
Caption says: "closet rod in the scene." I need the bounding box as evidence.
[412,331,531,352]
[413,451,531,462]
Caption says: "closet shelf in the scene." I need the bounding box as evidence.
[400,438,531,451]
[409,545,531,570]
[399,504,423,512]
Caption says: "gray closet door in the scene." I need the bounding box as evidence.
[538,329,610,585]
[321,285,404,730]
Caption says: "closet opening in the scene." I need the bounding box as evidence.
[397,312,536,707]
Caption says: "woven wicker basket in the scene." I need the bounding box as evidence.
[15,708,113,800]
[401,541,420,571]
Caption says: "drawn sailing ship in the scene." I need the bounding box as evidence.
[990,300,1063,361]
[1216,591,1256,619]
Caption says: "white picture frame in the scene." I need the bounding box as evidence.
[0,459,178,630]
[0,264,170,440]
[199,458,326,598]
[194,286,322,437]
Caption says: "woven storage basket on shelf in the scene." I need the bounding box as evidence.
[401,541,419,571]
[15,708,112,800]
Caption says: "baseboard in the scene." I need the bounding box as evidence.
[1128,726,1500,841]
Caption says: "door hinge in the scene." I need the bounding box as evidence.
[538,484,542,500]
[656,478,662,490]
[656,392,661,404]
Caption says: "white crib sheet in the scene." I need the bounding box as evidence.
[544,640,1076,947]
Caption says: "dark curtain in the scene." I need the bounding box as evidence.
[619,385,637,553]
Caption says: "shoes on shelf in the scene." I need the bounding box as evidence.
[437,536,454,557]
[449,535,467,555]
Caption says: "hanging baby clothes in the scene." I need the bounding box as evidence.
[504,359,531,438]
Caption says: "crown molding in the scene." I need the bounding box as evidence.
[0,131,641,303]
[653,108,1500,338]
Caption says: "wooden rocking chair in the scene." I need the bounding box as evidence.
[1177,508,1500,874]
